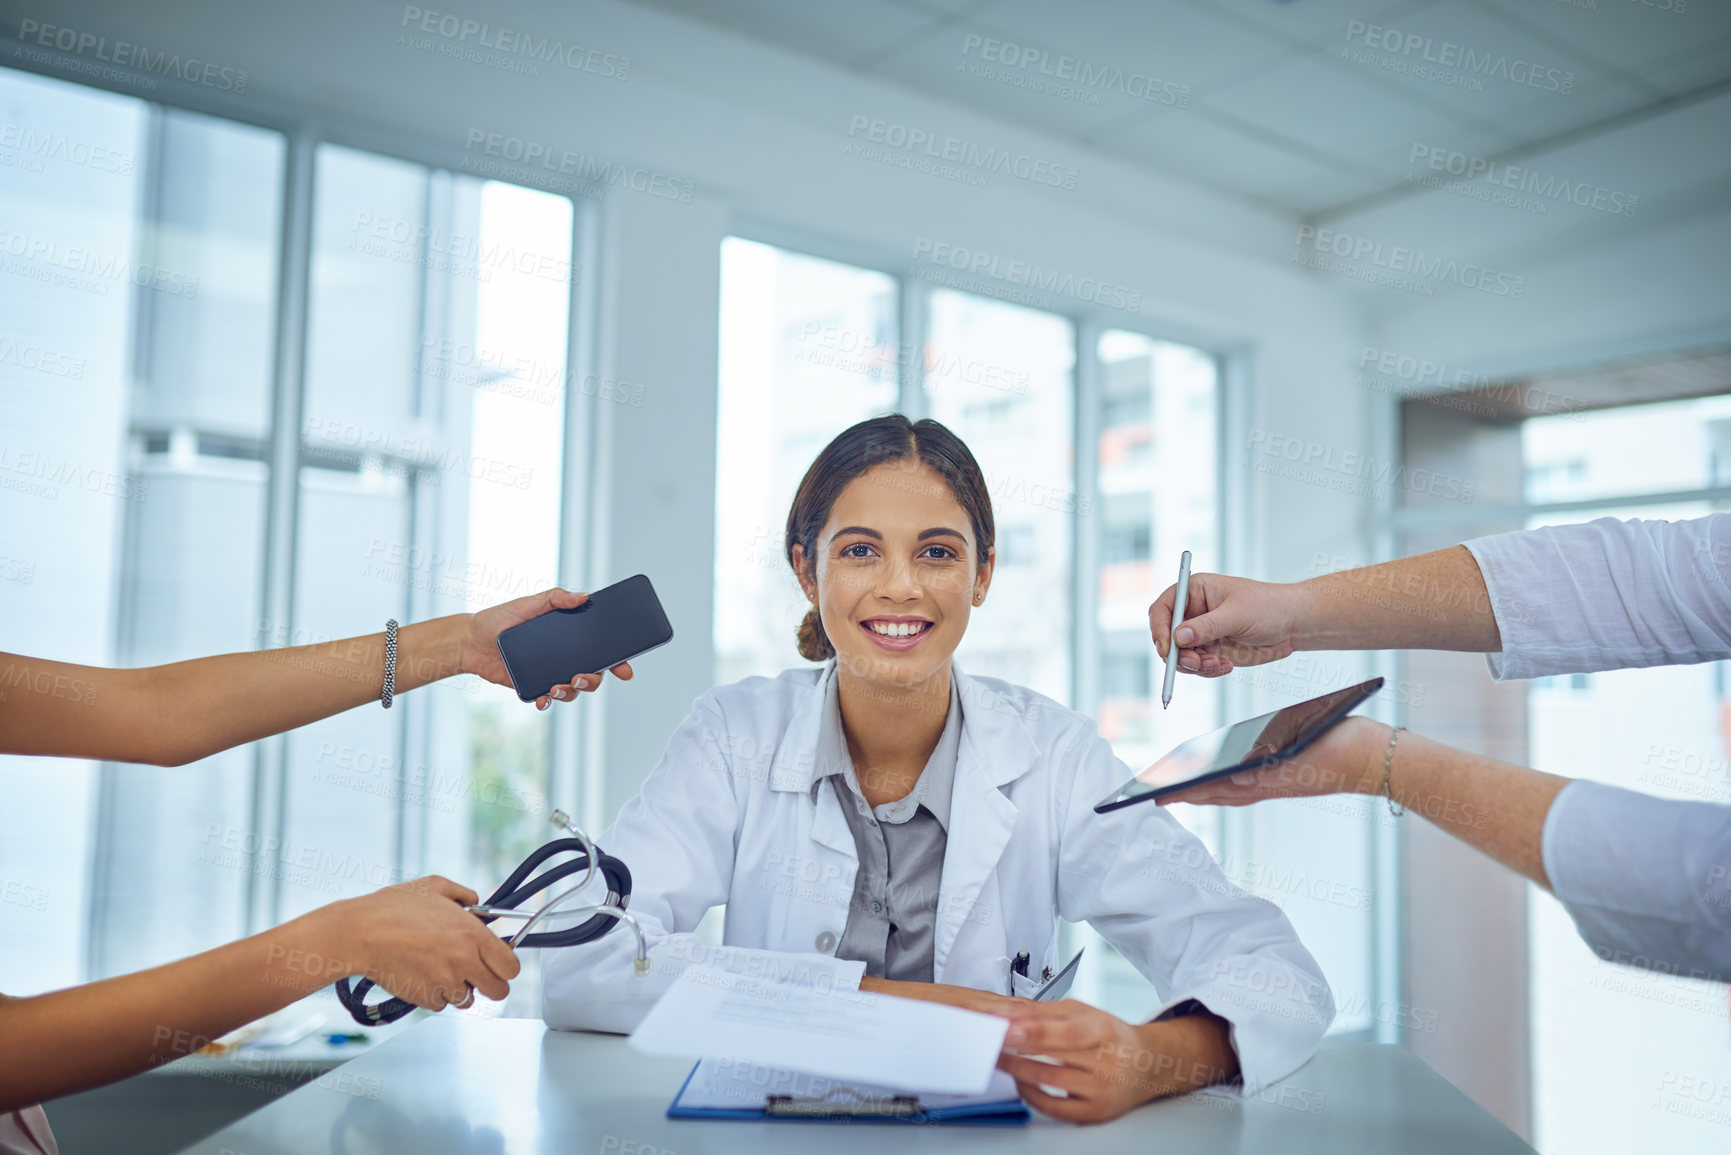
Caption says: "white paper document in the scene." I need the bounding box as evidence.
[675,1055,1022,1111]
[628,966,1008,1094]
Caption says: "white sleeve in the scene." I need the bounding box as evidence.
[1055,727,1334,1096]
[540,694,865,1034]
[1463,514,1731,681]
[1542,780,1731,982]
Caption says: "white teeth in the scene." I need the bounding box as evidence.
[868,621,925,638]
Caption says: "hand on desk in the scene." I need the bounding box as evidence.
[465,587,635,710]
[862,978,1241,1123]
[998,1000,1240,1124]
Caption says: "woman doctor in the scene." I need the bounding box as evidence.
[543,415,1334,1123]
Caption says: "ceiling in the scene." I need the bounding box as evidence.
[624,0,1731,222]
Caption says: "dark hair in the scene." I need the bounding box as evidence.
[785,414,995,662]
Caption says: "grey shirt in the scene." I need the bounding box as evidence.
[811,669,961,983]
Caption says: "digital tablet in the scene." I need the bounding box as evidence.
[1093,678,1384,813]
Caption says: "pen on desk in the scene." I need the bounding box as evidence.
[1161,550,1192,710]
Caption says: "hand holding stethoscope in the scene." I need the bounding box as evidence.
[336,810,648,1025]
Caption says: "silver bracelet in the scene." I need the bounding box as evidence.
[381,618,398,709]
[1381,725,1406,816]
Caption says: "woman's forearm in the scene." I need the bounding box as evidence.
[147,614,471,763]
[1380,728,1569,888]
[0,906,345,1112]
[1129,1012,1240,1100]
[0,615,470,766]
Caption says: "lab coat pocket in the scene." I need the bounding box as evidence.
[1009,970,1044,1000]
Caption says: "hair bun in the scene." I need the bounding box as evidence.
[796,606,835,662]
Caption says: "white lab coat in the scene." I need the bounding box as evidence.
[543,664,1334,1095]
[1465,514,1731,979]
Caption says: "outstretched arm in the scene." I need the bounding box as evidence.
[0,877,518,1112]
[1163,716,1567,887]
[1149,546,1501,677]
[0,587,631,767]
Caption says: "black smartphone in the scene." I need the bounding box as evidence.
[1094,678,1384,813]
[494,574,674,702]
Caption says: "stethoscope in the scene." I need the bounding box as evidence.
[336,809,649,1026]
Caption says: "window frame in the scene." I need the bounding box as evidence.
[0,55,601,944]
[723,223,1241,724]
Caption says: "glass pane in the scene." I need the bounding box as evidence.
[1523,395,1731,505]
[91,107,283,981]
[1093,331,1220,827]
[922,288,1074,704]
[0,68,149,994]
[130,110,281,439]
[1525,498,1731,1155]
[713,238,899,685]
[279,147,572,922]
[1072,330,1221,1020]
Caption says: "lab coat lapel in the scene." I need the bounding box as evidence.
[768,662,854,858]
[933,668,1038,979]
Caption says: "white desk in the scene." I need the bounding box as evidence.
[174,1016,1536,1154]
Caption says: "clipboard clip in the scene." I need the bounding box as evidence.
[764,1088,921,1118]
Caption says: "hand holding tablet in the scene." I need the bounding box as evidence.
[1095,679,1385,813]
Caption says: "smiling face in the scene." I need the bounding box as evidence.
[792,460,993,691]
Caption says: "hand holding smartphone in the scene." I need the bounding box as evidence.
[494,574,674,703]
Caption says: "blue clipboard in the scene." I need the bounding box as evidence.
[668,1059,1030,1126]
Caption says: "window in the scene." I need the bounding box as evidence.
[712,238,899,685]
[0,65,578,996]
[1402,372,1731,1149]
[275,147,573,925]
[1519,404,1731,1155]
[1071,329,1221,1016]
[923,288,1075,705]
[92,104,284,980]
[1089,332,1220,805]
[0,67,153,995]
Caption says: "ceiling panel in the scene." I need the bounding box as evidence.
[864,23,1166,142]
[623,0,1731,233]
[1312,90,1731,283]
[1320,1,1646,128]
[1488,68,1678,147]
[1465,0,1731,78]
[1196,0,1440,47]
[951,0,1294,90]
[1200,50,1514,174]
[650,0,940,64]
[1637,35,1731,98]
[866,0,1292,143]
[1105,107,1375,213]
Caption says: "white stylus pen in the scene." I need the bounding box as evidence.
[1161,551,1192,709]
